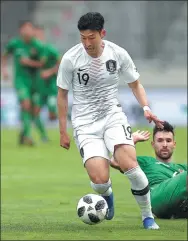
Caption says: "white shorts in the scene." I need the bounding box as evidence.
[73,111,134,164]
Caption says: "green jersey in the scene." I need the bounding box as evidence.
[43,43,60,71]
[37,43,60,95]
[137,156,187,187]
[4,37,44,88]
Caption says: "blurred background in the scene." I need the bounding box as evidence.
[1,0,187,127]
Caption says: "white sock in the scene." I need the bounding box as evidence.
[124,166,154,221]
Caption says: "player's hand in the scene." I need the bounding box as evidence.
[40,70,51,80]
[144,110,164,128]
[132,130,150,144]
[60,133,70,150]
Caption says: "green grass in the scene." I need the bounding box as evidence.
[1,127,187,240]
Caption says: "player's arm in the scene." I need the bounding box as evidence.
[20,49,45,68]
[56,55,73,150]
[48,57,61,74]
[120,50,164,128]
[41,57,61,79]
[41,46,61,79]
[57,88,70,149]
[133,130,150,144]
[20,40,47,68]
[20,57,43,68]
[45,59,60,74]
[128,79,163,128]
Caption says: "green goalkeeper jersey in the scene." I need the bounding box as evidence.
[137,156,187,187]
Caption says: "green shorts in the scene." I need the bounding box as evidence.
[16,86,33,102]
[15,76,34,102]
[151,171,187,218]
[32,93,57,114]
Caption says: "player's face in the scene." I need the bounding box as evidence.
[80,30,105,56]
[20,22,34,40]
[34,29,45,41]
[152,131,176,162]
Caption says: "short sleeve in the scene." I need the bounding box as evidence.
[56,55,73,90]
[119,49,140,84]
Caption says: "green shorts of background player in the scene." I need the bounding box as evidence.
[151,171,187,219]
[32,92,57,121]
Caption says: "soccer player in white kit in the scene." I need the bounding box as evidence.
[57,12,164,229]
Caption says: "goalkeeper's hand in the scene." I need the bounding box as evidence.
[133,130,150,144]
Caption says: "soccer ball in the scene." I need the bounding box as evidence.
[77,194,108,225]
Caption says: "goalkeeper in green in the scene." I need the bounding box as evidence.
[110,122,187,219]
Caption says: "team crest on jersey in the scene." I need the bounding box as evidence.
[106,60,117,73]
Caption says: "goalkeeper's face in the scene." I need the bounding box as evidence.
[20,22,34,40]
[152,131,176,162]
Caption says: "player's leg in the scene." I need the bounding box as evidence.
[151,171,188,219]
[168,172,187,219]
[17,87,34,145]
[85,150,114,220]
[32,93,49,142]
[74,124,114,220]
[104,111,159,229]
[47,95,57,121]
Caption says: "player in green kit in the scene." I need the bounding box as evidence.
[1,21,46,145]
[33,25,61,121]
[110,122,187,219]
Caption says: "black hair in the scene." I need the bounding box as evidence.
[153,121,175,139]
[77,12,104,31]
[19,20,32,29]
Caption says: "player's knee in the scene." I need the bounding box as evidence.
[90,175,109,184]
[21,100,31,111]
[33,106,41,116]
[49,112,57,120]
[91,179,111,195]
[88,167,109,184]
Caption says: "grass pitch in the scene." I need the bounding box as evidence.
[1,127,187,240]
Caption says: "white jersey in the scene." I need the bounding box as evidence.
[57,40,140,128]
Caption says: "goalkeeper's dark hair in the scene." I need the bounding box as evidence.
[77,12,104,32]
[153,121,175,139]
